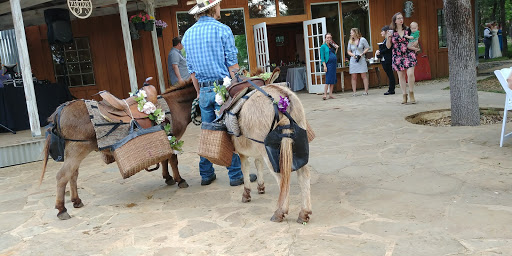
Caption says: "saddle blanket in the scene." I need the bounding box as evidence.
[224,89,257,137]
[85,97,172,151]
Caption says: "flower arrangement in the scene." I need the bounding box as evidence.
[213,76,231,106]
[129,14,143,24]
[129,86,184,154]
[252,72,272,81]
[276,96,289,113]
[164,124,184,154]
[129,13,155,31]
[155,20,168,29]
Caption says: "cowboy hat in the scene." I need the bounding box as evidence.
[189,0,222,15]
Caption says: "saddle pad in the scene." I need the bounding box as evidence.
[224,90,257,137]
[85,100,131,151]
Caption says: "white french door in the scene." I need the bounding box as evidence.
[303,18,327,94]
[253,22,270,72]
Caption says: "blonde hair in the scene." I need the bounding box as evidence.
[410,21,418,28]
[348,28,362,45]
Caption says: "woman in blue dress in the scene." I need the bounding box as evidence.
[320,33,339,100]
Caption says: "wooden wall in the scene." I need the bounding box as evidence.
[24,0,472,98]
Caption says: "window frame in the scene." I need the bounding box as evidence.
[248,0,306,19]
[51,37,95,87]
[437,8,448,48]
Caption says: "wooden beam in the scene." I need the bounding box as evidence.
[0,2,144,31]
[0,0,53,15]
[118,0,139,93]
[10,0,41,137]
[144,0,166,93]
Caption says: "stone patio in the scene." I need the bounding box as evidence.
[1,79,512,255]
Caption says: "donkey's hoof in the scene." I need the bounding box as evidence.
[165,177,176,186]
[297,210,312,224]
[73,200,84,208]
[270,213,284,222]
[242,196,251,203]
[257,184,265,194]
[57,211,71,220]
[178,179,189,188]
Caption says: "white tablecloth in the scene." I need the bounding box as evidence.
[286,67,306,92]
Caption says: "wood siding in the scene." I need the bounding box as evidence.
[24,0,470,98]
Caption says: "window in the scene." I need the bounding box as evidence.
[51,37,95,87]
[311,3,342,64]
[248,0,276,18]
[177,9,249,70]
[278,0,305,16]
[438,9,447,48]
[341,2,372,59]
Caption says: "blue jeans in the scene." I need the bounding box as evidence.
[198,86,242,181]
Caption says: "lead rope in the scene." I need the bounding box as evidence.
[123,99,135,123]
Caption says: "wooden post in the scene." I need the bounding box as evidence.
[10,0,41,137]
[144,0,166,93]
[118,0,138,93]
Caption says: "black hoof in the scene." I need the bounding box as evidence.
[57,210,71,220]
[165,177,176,186]
[178,179,189,188]
[73,201,84,208]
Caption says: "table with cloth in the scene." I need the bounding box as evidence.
[286,67,306,92]
[0,81,73,132]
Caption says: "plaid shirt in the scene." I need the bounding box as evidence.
[182,16,238,83]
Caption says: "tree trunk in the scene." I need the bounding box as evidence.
[492,0,497,21]
[500,0,507,56]
[444,0,480,126]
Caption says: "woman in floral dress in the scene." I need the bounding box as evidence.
[386,12,417,104]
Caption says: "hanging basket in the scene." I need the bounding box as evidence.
[144,22,154,31]
[134,22,144,30]
[156,27,163,37]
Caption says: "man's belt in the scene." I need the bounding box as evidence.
[199,79,224,88]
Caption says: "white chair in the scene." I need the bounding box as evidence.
[494,67,512,147]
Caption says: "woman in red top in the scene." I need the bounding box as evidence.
[386,12,417,104]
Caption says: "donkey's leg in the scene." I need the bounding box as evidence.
[69,168,84,208]
[259,153,288,222]
[254,157,265,194]
[169,154,188,188]
[161,159,176,186]
[55,143,92,220]
[296,165,312,223]
[240,154,252,203]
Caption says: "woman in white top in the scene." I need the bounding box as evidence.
[347,28,370,96]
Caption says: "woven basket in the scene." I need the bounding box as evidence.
[112,122,172,179]
[198,122,234,166]
[306,120,315,142]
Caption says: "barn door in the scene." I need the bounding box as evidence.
[253,22,270,72]
[303,17,327,94]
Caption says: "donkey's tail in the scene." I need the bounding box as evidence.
[39,132,51,186]
[277,117,293,206]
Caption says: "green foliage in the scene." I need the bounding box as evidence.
[213,82,228,102]
[235,35,249,70]
[169,136,184,152]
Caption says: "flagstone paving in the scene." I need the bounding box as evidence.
[1,79,512,255]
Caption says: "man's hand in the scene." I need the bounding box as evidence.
[178,79,185,87]
[507,71,512,90]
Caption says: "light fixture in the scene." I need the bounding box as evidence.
[358,0,369,11]
[404,1,414,18]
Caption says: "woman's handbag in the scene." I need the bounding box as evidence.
[112,120,173,179]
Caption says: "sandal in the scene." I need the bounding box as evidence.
[329,96,336,99]
[322,96,327,100]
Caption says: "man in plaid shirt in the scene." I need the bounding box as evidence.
[182,0,256,186]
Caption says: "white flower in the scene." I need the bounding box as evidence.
[167,136,173,140]
[137,90,147,98]
[215,93,225,106]
[141,101,156,114]
[155,111,165,124]
[173,150,182,155]
[223,76,231,87]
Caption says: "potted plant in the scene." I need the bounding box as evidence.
[142,13,155,31]
[129,13,144,30]
[155,20,167,37]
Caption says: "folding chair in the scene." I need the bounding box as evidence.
[494,67,512,147]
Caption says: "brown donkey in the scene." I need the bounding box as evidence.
[40,84,197,220]
[232,84,312,223]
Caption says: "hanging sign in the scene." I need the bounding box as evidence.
[67,0,93,19]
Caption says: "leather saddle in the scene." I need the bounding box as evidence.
[97,85,159,129]
[219,77,265,116]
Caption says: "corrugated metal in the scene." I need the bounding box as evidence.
[0,139,44,168]
[0,29,20,73]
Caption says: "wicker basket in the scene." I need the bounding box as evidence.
[112,122,172,179]
[198,122,234,166]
